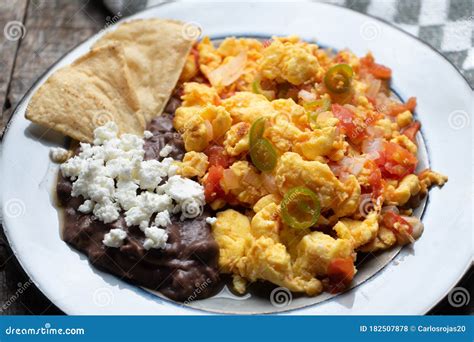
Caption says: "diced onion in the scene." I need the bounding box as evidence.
[366,77,381,99]
[222,169,239,190]
[262,173,277,193]
[375,93,391,114]
[350,159,364,175]
[298,89,316,102]
[361,138,383,154]
[366,126,384,138]
[243,170,261,188]
[340,157,365,176]
[402,215,424,240]
[207,52,247,87]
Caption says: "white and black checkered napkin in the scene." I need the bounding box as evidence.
[103,0,474,87]
[336,0,473,87]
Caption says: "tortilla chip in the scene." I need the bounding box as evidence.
[26,43,145,143]
[93,19,194,122]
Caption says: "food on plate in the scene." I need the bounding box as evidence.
[25,43,145,143]
[26,19,193,143]
[174,35,447,296]
[25,19,447,303]
[93,19,194,123]
[57,115,219,301]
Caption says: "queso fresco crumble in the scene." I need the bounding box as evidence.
[59,122,208,250]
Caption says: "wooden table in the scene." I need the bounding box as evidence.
[0,0,471,315]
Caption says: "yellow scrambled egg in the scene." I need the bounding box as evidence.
[259,36,323,85]
[174,35,448,296]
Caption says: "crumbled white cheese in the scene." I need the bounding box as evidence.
[60,122,206,250]
[114,180,138,210]
[143,226,168,250]
[124,192,173,230]
[163,175,205,203]
[163,158,179,177]
[138,160,165,191]
[206,217,217,225]
[93,122,119,145]
[93,200,120,224]
[143,130,154,139]
[159,144,173,158]
[60,157,85,178]
[155,210,171,228]
[50,147,69,163]
[78,199,94,214]
[103,228,127,248]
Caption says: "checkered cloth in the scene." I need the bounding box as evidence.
[335,0,473,87]
[104,0,474,87]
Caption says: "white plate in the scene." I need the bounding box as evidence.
[1,1,472,315]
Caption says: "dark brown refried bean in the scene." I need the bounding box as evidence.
[56,112,221,302]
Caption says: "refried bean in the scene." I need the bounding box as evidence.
[57,112,221,302]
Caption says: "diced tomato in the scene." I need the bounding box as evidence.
[390,97,417,116]
[360,53,375,67]
[332,104,366,142]
[402,120,421,142]
[375,141,418,179]
[366,160,384,198]
[369,63,392,79]
[204,145,231,168]
[203,165,225,202]
[327,257,355,292]
[382,211,413,236]
[360,53,392,79]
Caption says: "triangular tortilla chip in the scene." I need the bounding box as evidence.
[93,19,194,122]
[26,43,145,143]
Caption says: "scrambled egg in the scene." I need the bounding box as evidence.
[391,135,417,155]
[333,212,379,248]
[173,35,448,297]
[212,208,358,295]
[223,122,250,156]
[221,92,276,123]
[198,37,264,93]
[275,152,360,218]
[259,37,323,85]
[292,231,353,278]
[396,110,413,128]
[385,174,421,206]
[224,161,269,206]
[181,82,220,107]
[358,226,397,253]
[212,209,252,273]
[178,151,209,178]
[293,127,338,160]
[174,83,232,151]
[418,169,448,196]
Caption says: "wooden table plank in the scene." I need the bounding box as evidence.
[1,0,111,315]
[3,0,110,135]
[8,27,99,112]
[0,0,28,135]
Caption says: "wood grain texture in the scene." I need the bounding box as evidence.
[0,0,111,315]
[0,0,28,135]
